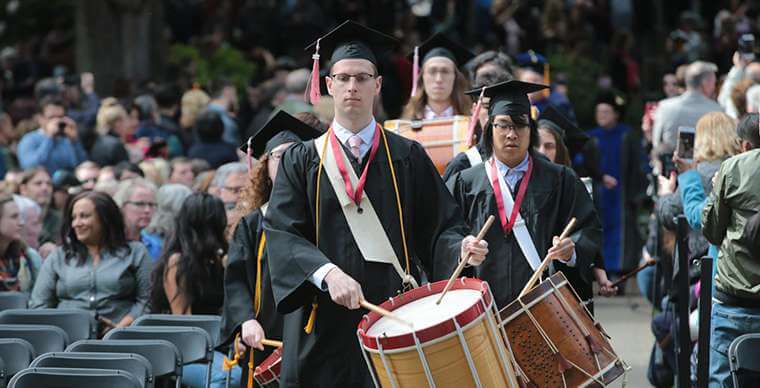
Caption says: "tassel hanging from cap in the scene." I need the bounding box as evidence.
[306,39,322,105]
[410,46,420,98]
[303,299,318,334]
[466,87,485,148]
[246,137,253,173]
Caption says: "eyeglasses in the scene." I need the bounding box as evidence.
[222,186,244,195]
[330,73,375,85]
[125,201,157,209]
[493,122,528,132]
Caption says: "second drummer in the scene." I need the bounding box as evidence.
[446,80,602,308]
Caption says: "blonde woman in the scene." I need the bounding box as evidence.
[91,99,138,165]
[693,111,740,192]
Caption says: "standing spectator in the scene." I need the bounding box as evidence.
[90,98,132,166]
[150,193,230,387]
[208,162,247,226]
[703,134,760,387]
[17,95,89,172]
[0,194,42,293]
[187,111,240,169]
[13,195,42,250]
[141,184,192,261]
[113,178,157,242]
[168,157,195,187]
[62,72,100,131]
[133,94,184,158]
[746,84,760,113]
[717,52,760,119]
[662,73,681,98]
[276,69,313,116]
[653,61,723,158]
[207,79,240,145]
[29,191,152,333]
[588,92,646,274]
[154,84,181,135]
[179,87,210,147]
[18,168,60,253]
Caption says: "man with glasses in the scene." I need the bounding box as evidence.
[209,162,247,223]
[447,80,602,310]
[17,95,88,172]
[114,178,157,242]
[264,21,488,387]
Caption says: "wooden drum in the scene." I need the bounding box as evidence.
[357,278,519,388]
[384,116,471,174]
[253,347,282,387]
[499,272,627,387]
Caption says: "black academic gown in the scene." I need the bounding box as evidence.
[264,129,467,387]
[442,142,488,182]
[446,152,602,308]
[222,209,283,385]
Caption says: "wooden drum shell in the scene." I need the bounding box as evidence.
[384,116,471,175]
[358,278,519,388]
[499,272,625,387]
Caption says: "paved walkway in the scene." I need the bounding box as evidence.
[595,291,655,387]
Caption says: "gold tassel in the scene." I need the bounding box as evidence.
[222,333,241,371]
[543,62,551,99]
[247,348,255,388]
[303,300,318,334]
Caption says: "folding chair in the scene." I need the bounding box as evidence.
[30,352,152,388]
[0,308,96,342]
[0,293,27,312]
[8,367,142,388]
[0,339,34,381]
[67,339,181,388]
[106,326,213,388]
[0,324,68,354]
[134,314,222,346]
[729,333,760,388]
[0,354,5,388]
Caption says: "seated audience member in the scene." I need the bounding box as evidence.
[13,195,42,250]
[74,161,100,190]
[150,193,233,387]
[29,191,151,333]
[113,161,144,181]
[113,178,157,242]
[90,98,131,167]
[208,162,247,226]
[141,184,192,261]
[169,157,196,187]
[188,110,240,169]
[18,168,60,253]
[0,194,43,293]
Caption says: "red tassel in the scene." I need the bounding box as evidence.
[466,87,485,147]
[410,46,419,98]
[307,39,321,105]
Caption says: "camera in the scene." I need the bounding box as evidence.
[738,34,756,61]
[57,121,66,136]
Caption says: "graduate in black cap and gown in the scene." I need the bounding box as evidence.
[221,110,322,388]
[446,80,602,309]
[263,21,488,387]
[401,33,474,120]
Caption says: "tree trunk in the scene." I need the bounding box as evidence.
[75,0,165,96]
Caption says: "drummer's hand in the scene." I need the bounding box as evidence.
[548,236,575,262]
[598,279,618,297]
[241,319,265,351]
[461,236,488,266]
[325,267,364,309]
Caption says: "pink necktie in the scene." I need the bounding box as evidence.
[348,135,363,160]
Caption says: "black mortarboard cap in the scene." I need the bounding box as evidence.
[595,90,626,116]
[241,110,322,158]
[465,80,548,117]
[538,105,589,155]
[305,20,397,67]
[410,33,474,67]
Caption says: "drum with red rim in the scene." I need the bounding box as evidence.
[253,347,282,387]
[357,277,520,387]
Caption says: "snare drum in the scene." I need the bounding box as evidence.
[499,272,627,387]
[253,347,282,387]
[384,116,471,174]
[357,277,519,388]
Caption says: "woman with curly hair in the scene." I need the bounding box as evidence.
[221,111,321,386]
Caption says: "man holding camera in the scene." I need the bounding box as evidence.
[17,95,88,172]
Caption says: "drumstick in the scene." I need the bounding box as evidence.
[518,217,576,298]
[609,259,656,288]
[436,215,496,305]
[261,339,283,348]
[360,300,413,328]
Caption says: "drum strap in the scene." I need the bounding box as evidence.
[484,157,542,271]
[464,146,483,167]
[315,129,418,288]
